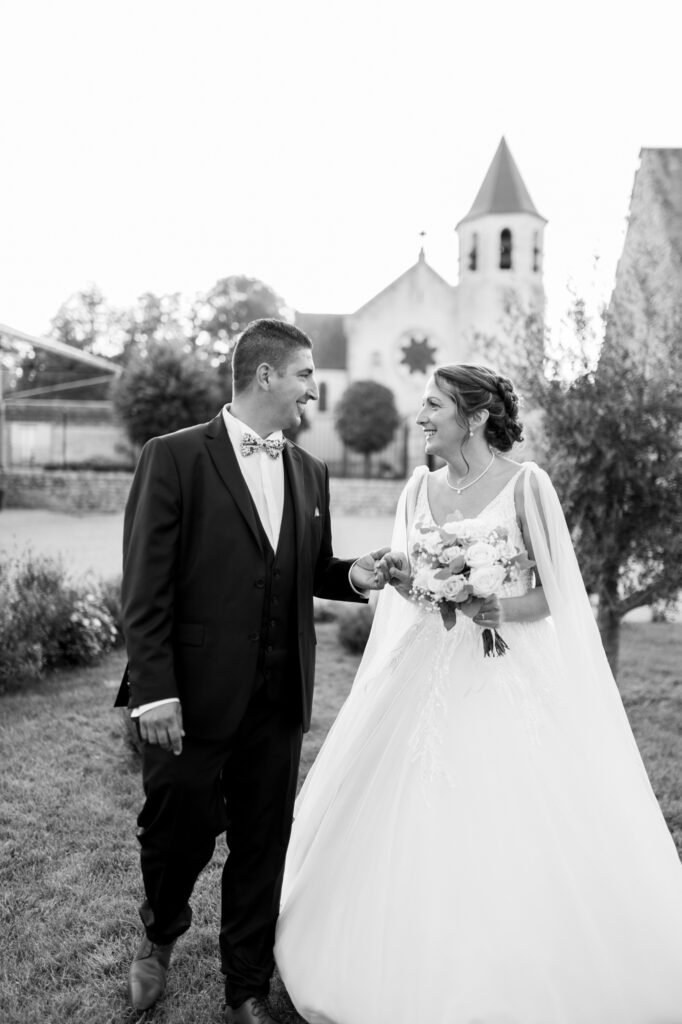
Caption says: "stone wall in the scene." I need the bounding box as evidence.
[329,477,405,516]
[0,469,408,516]
[1,470,134,514]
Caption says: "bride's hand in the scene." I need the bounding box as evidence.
[463,595,504,629]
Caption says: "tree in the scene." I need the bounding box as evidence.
[334,381,401,477]
[513,299,682,676]
[112,341,222,449]
[190,275,290,398]
[16,285,121,399]
[118,291,189,363]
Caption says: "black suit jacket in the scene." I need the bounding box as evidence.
[115,412,365,736]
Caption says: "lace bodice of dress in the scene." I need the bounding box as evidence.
[411,467,533,600]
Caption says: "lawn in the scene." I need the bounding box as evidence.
[1,621,681,1024]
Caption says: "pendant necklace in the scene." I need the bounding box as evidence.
[445,451,496,494]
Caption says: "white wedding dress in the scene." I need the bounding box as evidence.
[275,464,682,1024]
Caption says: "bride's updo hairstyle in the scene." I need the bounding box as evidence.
[433,364,524,452]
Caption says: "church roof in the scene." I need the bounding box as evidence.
[351,251,452,318]
[457,137,546,226]
[295,312,347,370]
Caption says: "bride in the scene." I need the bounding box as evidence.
[274,364,682,1024]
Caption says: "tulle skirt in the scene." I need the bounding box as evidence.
[275,613,682,1024]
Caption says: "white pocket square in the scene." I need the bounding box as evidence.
[314,506,320,517]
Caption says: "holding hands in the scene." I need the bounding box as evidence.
[354,552,506,632]
[350,548,410,592]
[375,550,412,598]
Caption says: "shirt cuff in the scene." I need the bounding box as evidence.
[348,561,369,598]
[131,698,180,718]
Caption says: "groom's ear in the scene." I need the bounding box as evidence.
[255,362,274,389]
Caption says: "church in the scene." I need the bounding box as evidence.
[294,137,546,471]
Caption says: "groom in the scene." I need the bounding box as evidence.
[115,318,394,1023]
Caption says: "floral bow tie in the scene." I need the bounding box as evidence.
[240,433,286,459]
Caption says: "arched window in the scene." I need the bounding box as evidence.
[533,232,541,272]
[318,381,328,412]
[500,228,512,269]
[468,233,478,271]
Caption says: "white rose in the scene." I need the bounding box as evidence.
[468,563,507,597]
[440,574,467,600]
[465,541,498,568]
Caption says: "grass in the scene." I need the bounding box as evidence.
[1,621,681,1024]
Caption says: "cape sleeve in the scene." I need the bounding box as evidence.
[520,462,660,791]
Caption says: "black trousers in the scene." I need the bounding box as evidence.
[136,683,303,1008]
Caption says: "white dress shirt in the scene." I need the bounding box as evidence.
[132,408,286,718]
[222,407,285,551]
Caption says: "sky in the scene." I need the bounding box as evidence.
[1,0,679,343]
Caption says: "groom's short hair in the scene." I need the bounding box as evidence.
[232,319,313,393]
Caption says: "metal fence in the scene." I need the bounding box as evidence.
[296,418,411,479]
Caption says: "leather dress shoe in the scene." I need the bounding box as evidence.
[127,935,176,1010]
[230,996,280,1023]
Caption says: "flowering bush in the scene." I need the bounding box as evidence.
[51,591,118,666]
[0,553,119,692]
[96,575,125,647]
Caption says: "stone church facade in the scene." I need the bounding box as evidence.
[295,137,547,473]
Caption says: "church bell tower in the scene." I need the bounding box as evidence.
[455,138,546,353]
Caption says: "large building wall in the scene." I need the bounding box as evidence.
[607,149,682,364]
[344,257,462,417]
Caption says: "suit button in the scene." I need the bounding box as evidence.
[248,632,259,642]
[270,619,276,628]
[266,644,273,653]
[255,579,265,588]
[273,570,281,580]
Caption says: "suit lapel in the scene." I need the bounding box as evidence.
[283,442,307,556]
[203,413,263,551]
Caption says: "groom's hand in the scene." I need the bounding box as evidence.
[350,547,394,591]
[138,702,185,755]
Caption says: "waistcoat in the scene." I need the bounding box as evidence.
[250,460,299,705]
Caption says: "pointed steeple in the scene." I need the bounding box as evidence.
[457,138,546,226]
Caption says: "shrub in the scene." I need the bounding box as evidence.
[0,555,64,687]
[313,598,337,623]
[100,575,125,645]
[0,553,119,692]
[112,340,222,448]
[337,606,374,654]
[49,590,118,666]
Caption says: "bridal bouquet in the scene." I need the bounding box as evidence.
[410,515,534,656]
